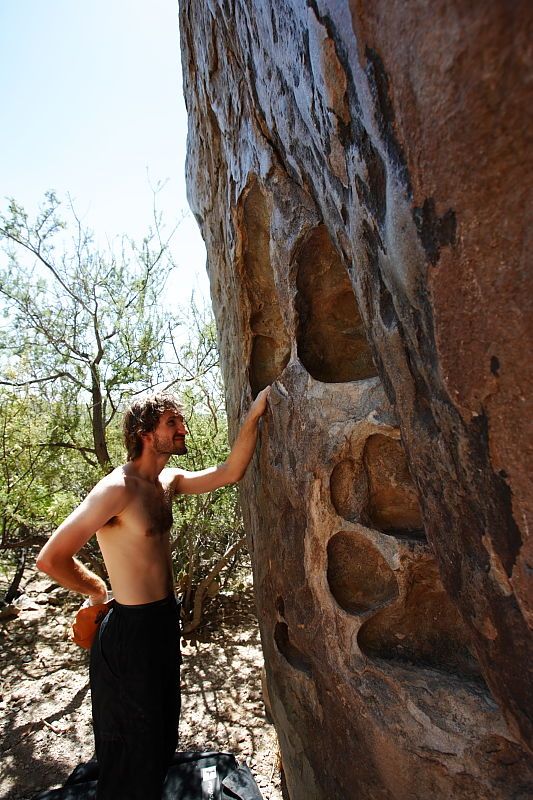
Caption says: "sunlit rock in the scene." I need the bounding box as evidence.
[180,1,533,797]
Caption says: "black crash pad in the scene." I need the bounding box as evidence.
[32,751,264,800]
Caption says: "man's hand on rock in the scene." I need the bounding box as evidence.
[249,386,271,419]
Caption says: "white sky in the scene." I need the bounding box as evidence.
[0,0,209,303]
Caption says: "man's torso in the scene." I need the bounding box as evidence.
[96,469,176,604]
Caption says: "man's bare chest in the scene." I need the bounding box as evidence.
[141,491,173,537]
[105,485,174,538]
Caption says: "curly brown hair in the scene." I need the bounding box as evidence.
[123,392,184,461]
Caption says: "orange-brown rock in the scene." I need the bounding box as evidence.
[179,1,533,797]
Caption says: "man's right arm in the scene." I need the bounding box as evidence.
[36,478,127,603]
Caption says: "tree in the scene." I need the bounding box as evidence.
[0,190,180,472]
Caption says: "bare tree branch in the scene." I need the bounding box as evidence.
[0,372,88,391]
[182,537,247,634]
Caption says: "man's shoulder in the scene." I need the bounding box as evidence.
[85,467,131,519]
[160,466,185,479]
[91,466,131,496]
[159,467,185,494]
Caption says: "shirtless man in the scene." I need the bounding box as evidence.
[36,387,270,800]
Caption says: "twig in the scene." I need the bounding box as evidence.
[42,718,69,735]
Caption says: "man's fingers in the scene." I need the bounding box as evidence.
[257,385,271,410]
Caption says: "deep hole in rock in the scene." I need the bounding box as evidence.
[363,434,426,539]
[330,458,368,522]
[327,531,399,614]
[250,335,289,397]
[295,225,377,383]
[358,559,482,678]
[242,181,290,397]
[274,621,311,674]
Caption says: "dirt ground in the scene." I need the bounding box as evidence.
[0,570,282,800]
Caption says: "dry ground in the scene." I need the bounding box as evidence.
[0,570,282,800]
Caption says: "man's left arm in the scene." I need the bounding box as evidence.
[170,386,270,496]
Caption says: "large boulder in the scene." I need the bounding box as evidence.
[179,2,533,797]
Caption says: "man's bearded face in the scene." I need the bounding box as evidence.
[151,410,188,455]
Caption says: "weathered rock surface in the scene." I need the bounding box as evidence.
[179,2,533,798]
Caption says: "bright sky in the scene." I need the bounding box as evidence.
[0,0,209,303]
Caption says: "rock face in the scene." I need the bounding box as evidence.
[179,2,533,798]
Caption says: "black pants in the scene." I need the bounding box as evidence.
[89,594,182,800]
